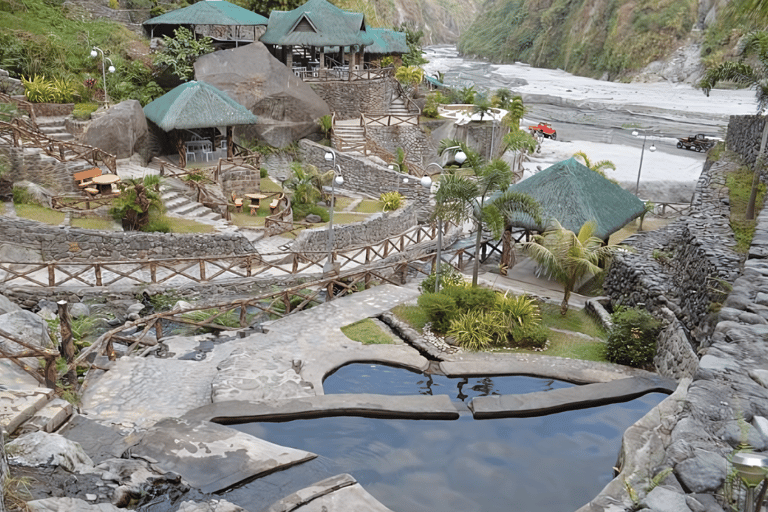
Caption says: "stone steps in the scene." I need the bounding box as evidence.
[36,116,74,142]
[160,185,233,230]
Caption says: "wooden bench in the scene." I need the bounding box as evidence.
[231,192,243,213]
[84,187,99,198]
[74,168,102,189]
[269,198,280,214]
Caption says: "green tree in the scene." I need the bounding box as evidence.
[491,88,513,110]
[394,65,424,97]
[522,220,623,315]
[234,0,302,15]
[501,95,526,129]
[398,23,428,67]
[472,91,493,121]
[502,129,537,177]
[110,175,164,231]
[435,139,542,286]
[285,162,332,205]
[573,151,616,178]
[699,30,768,220]
[153,27,214,81]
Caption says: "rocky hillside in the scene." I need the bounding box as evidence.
[456,0,768,82]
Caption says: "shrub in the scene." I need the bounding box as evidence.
[419,264,464,293]
[12,186,31,205]
[260,167,268,178]
[423,92,440,118]
[604,306,662,368]
[417,292,458,333]
[496,293,541,328]
[72,102,99,120]
[510,322,548,349]
[141,217,171,232]
[442,284,498,313]
[448,310,507,351]
[380,191,403,211]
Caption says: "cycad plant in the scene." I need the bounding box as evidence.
[285,162,333,206]
[522,220,623,315]
[110,174,164,231]
[435,139,542,286]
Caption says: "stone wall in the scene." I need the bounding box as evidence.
[11,98,75,118]
[453,121,510,160]
[0,428,6,512]
[291,200,419,253]
[220,166,261,198]
[309,77,396,119]
[298,139,432,219]
[5,146,91,195]
[726,115,768,169]
[0,217,255,262]
[64,118,90,142]
[367,125,431,168]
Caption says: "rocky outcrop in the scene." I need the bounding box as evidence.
[194,43,330,148]
[83,100,148,160]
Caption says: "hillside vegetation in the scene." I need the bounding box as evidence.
[458,0,768,79]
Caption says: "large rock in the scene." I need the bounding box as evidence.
[26,497,123,512]
[0,294,21,315]
[83,100,148,159]
[194,43,331,148]
[7,431,94,473]
[0,309,53,356]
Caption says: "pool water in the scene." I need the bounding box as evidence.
[223,364,666,512]
[323,363,574,400]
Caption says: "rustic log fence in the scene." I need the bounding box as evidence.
[0,92,38,129]
[0,119,116,174]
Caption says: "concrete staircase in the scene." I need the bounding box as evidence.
[36,116,74,142]
[332,122,366,153]
[389,93,411,115]
[161,184,234,232]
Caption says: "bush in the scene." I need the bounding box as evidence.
[380,191,403,211]
[12,186,32,205]
[510,322,548,349]
[448,310,507,351]
[419,264,464,293]
[260,167,268,178]
[141,217,171,232]
[604,306,662,368]
[442,284,498,313]
[423,92,440,118]
[293,203,330,222]
[72,102,99,120]
[496,293,540,328]
[417,292,458,333]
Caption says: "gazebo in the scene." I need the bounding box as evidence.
[143,80,259,167]
[260,0,373,77]
[323,27,408,68]
[142,0,268,45]
[506,157,647,241]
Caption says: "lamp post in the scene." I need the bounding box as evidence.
[90,47,115,107]
[441,145,467,168]
[632,129,656,197]
[324,151,344,274]
[731,451,768,512]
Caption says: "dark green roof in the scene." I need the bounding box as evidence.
[143,0,268,27]
[507,157,646,239]
[261,0,373,47]
[143,81,258,132]
[324,27,408,55]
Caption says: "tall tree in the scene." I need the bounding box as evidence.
[522,220,623,315]
[435,140,542,286]
[699,30,768,219]
[395,65,424,98]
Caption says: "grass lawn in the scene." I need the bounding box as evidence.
[15,204,66,225]
[726,165,766,252]
[333,197,354,211]
[70,217,119,231]
[355,199,384,213]
[392,304,429,330]
[231,202,271,227]
[341,318,394,345]
[502,330,606,361]
[539,302,606,339]
[164,216,214,233]
[259,179,284,193]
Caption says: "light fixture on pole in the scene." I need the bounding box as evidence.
[324,151,344,274]
[632,129,656,197]
[442,145,467,167]
[731,451,768,512]
[90,47,115,107]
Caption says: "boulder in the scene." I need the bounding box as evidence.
[13,180,54,209]
[675,449,727,493]
[27,497,123,512]
[7,431,94,473]
[194,43,331,148]
[640,486,692,512]
[69,302,91,319]
[305,214,322,223]
[82,100,148,159]
[0,294,21,315]
[0,309,53,356]
[175,500,247,512]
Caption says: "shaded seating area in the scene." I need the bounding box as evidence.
[143,81,259,167]
[260,0,373,79]
[142,0,268,45]
[506,157,647,241]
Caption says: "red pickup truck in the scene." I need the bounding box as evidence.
[529,122,557,140]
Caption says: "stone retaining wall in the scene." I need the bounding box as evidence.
[581,149,768,511]
[297,139,432,219]
[290,200,419,253]
[0,216,255,262]
[220,166,261,198]
[726,115,768,169]
[309,77,396,120]
[5,146,89,194]
[11,99,75,118]
[366,125,431,168]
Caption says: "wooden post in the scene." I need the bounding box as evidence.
[199,260,206,281]
[155,321,163,340]
[239,303,247,327]
[57,300,76,386]
[48,264,55,286]
[43,356,57,389]
[94,264,102,286]
[283,293,291,314]
[150,262,157,283]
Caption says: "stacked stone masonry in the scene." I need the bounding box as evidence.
[366,125,430,169]
[0,217,255,262]
[727,115,768,170]
[309,77,397,120]
[581,151,768,510]
[5,146,91,195]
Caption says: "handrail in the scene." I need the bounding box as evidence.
[394,79,421,116]
[0,91,38,129]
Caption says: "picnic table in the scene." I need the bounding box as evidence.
[91,174,120,195]
[245,193,267,215]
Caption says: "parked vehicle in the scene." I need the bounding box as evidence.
[529,122,557,140]
[677,133,717,152]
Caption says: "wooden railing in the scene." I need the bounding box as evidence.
[0,223,450,289]
[51,194,116,211]
[0,119,116,174]
[364,114,419,127]
[0,91,37,129]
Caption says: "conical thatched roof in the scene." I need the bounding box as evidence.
[261,0,373,47]
[143,0,268,27]
[507,157,646,239]
[143,80,258,132]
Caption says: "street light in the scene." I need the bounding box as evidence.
[324,151,344,274]
[731,451,768,512]
[441,145,467,167]
[632,129,657,197]
[90,47,115,107]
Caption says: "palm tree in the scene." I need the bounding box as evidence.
[573,151,616,178]
[502,129,537,178]
[501,96,527,130]
[472,92,493,121]
[435,140,542,286]
[110,175,165,231]
[522,220,623,315]
[699,30,768,219]
[491,88,513,110]
[285,162,333,206]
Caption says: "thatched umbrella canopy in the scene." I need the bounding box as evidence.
[143,80,258,166]
[506,157,646,240]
